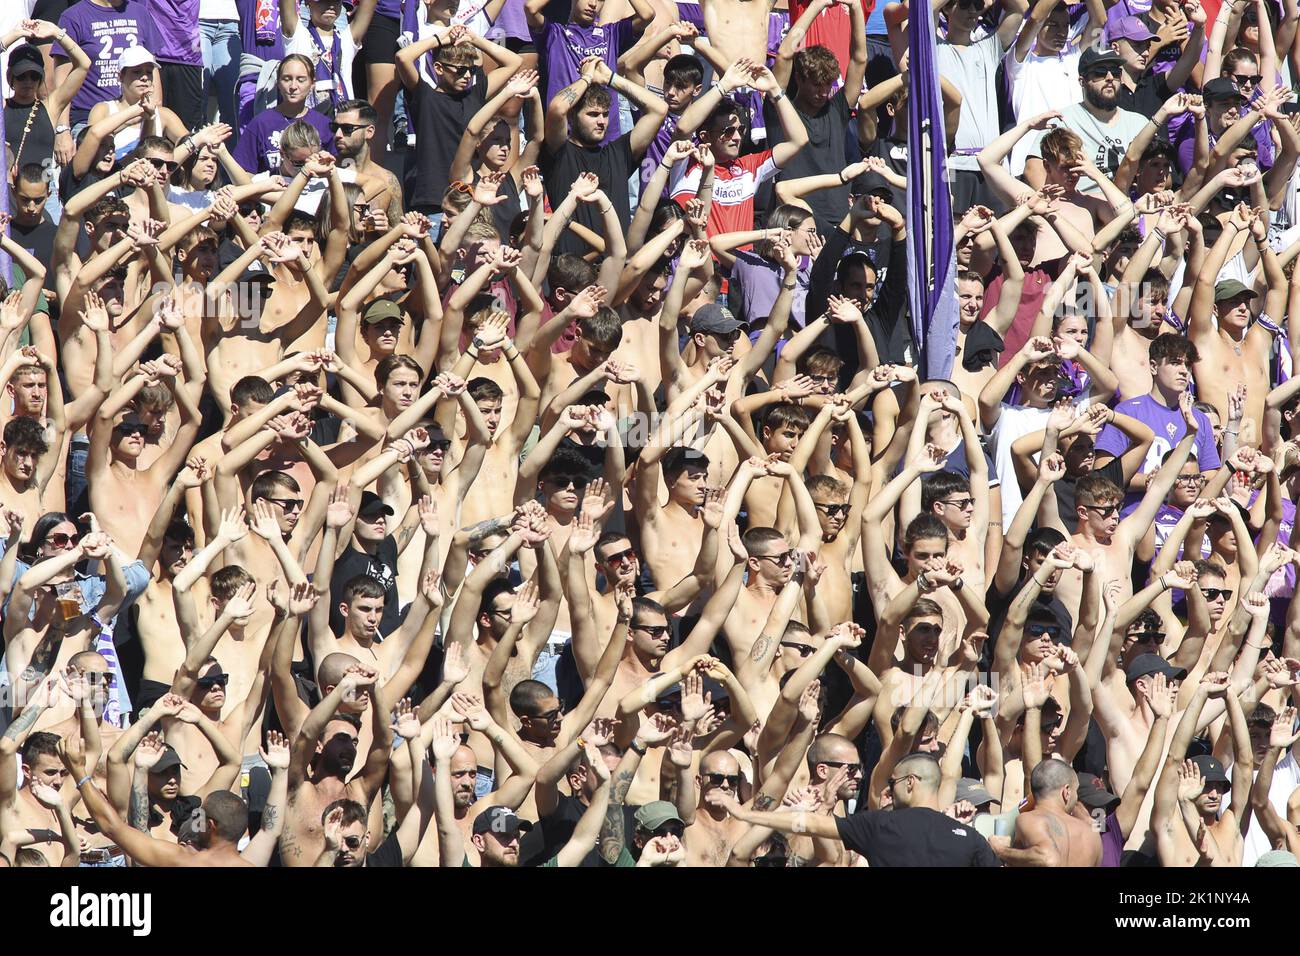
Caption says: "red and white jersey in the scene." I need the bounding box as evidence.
[670,149,780,237]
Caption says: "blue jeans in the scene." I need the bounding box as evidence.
[475,767,495,800]
[531,648,561,695]
[65,437,89,514]
[201,19,243,135]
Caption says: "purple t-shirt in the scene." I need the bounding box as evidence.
[377,0,402,19]
[1170,109,1274,176]
[231,107,335,173]
[236,0,285,68]
[640,110,680,191]
[532,18,636,146]
[54,0,146,116]
[1095,394,1221,477]
[143,0,201,65]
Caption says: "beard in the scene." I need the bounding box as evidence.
[1084,84,1118,110]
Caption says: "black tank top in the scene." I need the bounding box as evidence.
[4,98,55,174]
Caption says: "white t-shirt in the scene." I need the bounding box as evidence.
[1224,748,1300,867]
[938,32,1008,171]
[252,166,357,214]
[285,19,360,110]
[1005,38,1085,176]
[1025,101,1149,195]
[991,397,1092,525]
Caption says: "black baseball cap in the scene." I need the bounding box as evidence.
[7,45,44,80]
[150,745,186,775]
[1080,47,1125,74]
[471,805,533,837]
[1202,77,1246,103]
[1191,754,1230,785]
[358,490,395,517]
[1076,773,1120,814]
[689,303,744,335]
[1125,653,1187,685]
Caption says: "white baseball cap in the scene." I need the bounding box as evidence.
[118,46,158,72]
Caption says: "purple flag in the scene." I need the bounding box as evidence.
[906,0,959,380]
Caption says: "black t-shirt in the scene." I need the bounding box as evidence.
[836,807,1001,866]
[540,133,634,256]
[764,88,851,236]
[4,99,56,173]
[522,795,638,867]
[411,68,488,210]
[328,536,402,637]
[1115,71,1172,121]
[365,831,404,867]
[8,214,57,291]
[1054,455,1124,529]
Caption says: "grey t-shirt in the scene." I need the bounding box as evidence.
[1025,102,1149,195]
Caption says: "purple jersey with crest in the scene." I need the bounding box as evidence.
[53,0,146,115]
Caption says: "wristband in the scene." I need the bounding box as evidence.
[837,170,846,184]
[769,89,785,103]
[76,774,92,788]
[1158,574,1169,590]
[630,739,647,756]
[917,572,932,593]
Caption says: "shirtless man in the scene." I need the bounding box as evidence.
[331,99,403,223]
[1187,203,1285,436]
[677,749,749,867]
[279,663,392,867]
[1153,671,1253,867]
[0,417,58,534]
[990,759,1102,866]
[60,736,287,867]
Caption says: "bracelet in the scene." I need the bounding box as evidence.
[1158,574,1169,590]
[769,89,785,103]
[76,774,92,788]
[917,572,932,593]
[837,170,846,184]
[599,203,613,214]
[630,739,647,756]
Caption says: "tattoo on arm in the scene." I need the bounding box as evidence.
[598,801,625,863]
[261,804,279,832]
[466,516,510,544]
[752,794,776,812]
[561,88,579,104]
[750,635,774,663]
[2,694,48,742]
[128,778,151,832]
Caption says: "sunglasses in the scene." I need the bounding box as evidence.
[955,0,983,9]
[146,156,178,173]
[1027,623,1064,642]
[1086,66,1124,80]
[601,547,637,565]
[425,438,452,452]
[1083,504,1119,519]
[545,476,588,492]
[341,835,363,850]
[527,703,564,723]
[940,497,975,511]
[819,759,862,775]
[258,496,304,513]
[652,822,685,839]
[756,550,796,566]
[780,642,817,658]
[633,622,670,638]
[815,503,850,517]
[704,773,740,787]
[238,204,261,216]
[1233,73,1262,86]
[45,532,81,548]
[447,180,474,195]
[196,673,229,689]
[753,855,787,867]
[1199,587,1233,601]
[436,62,472,77]
[330,121,369,135]
[887,773,919,791]
[1128,630,1166,645]
[114,421,149,436]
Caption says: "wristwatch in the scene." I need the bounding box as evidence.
[55,125,70,135]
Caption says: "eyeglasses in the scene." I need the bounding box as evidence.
[196,673,229,689]
[1083,503,1119,519]
[703,773,740,787]
[887,773,919,791]
[601,547,637,565]
[329,121,369,135]
[815,503,850,517]
[1127,630,1166,645]
[780,641,816,657]
[755,550,796,566]
[819,759,862,776]
[1199,587,1233,601]
[1086,66,1123,80]
[1174,474,1205,487]
[632,622,670,638]
[45,532,81,549]
[940,497,975,511]
[146,156,178,173]
[258,496,304,513]
[114,421,149,436]
[807,374,838,385]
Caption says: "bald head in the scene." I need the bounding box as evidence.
[807,732,857,770]
[1029,758,1077,804]
[892,752,941,807]
[69,650,108,672]
[700,750,740,776]
[318,652,362,688]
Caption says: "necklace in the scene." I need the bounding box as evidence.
[7,97,40,180]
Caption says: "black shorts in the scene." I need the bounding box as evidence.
[135,679,172,713]
[362,13,402,64]
[160,61,205,130]
[504,37,537,56]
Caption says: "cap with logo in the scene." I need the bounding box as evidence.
[238,257,274,285]
[1080,47,1126,74]
[1076,773,1121,814]
[689,303,744,335]
[1106,14,1157,43]
[150,745,186,775]
[1124,653,1187,685]
[363,298,404,325]
[471,805,533,836]
[1190,754,1230,786]
[954,778,996,808]
[1202,76,1246,103]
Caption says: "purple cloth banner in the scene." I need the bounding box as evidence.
[906,1,959,380]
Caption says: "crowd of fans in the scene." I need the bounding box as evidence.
[0,0,1298,869]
